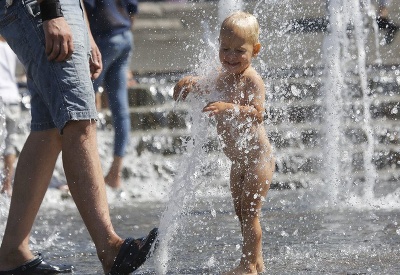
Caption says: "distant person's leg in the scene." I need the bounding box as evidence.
[0,104,20,196]
[0,154,16,196]
[377,0,398,44]
[103,31,132,189]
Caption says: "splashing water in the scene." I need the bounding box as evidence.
[154,12,238,270]
[218,0,243,24]
[155,90,228,274]
[0,99,8,231]
[1,2,400,273]
[321,0,400,209]
[155,0,400,273]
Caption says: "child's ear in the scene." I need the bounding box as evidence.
[253,43,261,56]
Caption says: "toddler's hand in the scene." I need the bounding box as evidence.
[203,101,230,116]
[173,76,198,101]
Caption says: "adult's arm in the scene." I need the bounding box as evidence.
[80,0,102,79]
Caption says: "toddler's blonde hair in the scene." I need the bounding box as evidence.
[220,11,260,45]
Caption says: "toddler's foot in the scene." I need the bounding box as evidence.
[223,265,257,275]
[256,258,265,273]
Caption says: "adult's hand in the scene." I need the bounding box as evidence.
[88,35,102,80]
[43,17,74,62]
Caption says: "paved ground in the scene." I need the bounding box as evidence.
[131,0,400,75]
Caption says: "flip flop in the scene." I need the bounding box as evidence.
[108,228,158,275]
[0,254,73,274]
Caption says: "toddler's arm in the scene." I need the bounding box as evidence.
[203,101,263,123]
[203,75,266,124]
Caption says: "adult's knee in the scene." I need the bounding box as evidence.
[63,120,96,134]
[29,129,62,151]
[62,120,97,144]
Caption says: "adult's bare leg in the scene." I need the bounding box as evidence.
[61,120,123,272]
[0,129,62,270]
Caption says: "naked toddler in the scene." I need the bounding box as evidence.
[173,11,275,275]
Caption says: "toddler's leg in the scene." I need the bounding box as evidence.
[230,162,245,231]
[240,163,272,273]
[226,159,274,275]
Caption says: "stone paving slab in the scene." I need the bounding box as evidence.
[131,0,400,74]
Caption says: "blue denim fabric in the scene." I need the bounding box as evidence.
[93,30,132,157]
[0,0,97,132]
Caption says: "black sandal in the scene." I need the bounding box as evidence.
[108,228,158,275]
[0,254,73,274]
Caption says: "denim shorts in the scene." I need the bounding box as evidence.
[0,0,97,132]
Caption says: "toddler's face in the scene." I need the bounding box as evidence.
[218,27,258,74]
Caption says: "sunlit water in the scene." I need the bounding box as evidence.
[1,1,400,274]
[0,105,400,274]
[1,185,400,274]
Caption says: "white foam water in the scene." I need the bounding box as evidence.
[154,85,230,273]
[1,1,400,273]
[320,0,400,210]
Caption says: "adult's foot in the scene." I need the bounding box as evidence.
[376,16,399,44]
[106,228,158,275]
[0,254,73,274]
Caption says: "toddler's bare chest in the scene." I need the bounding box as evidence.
[214,83,249,104]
